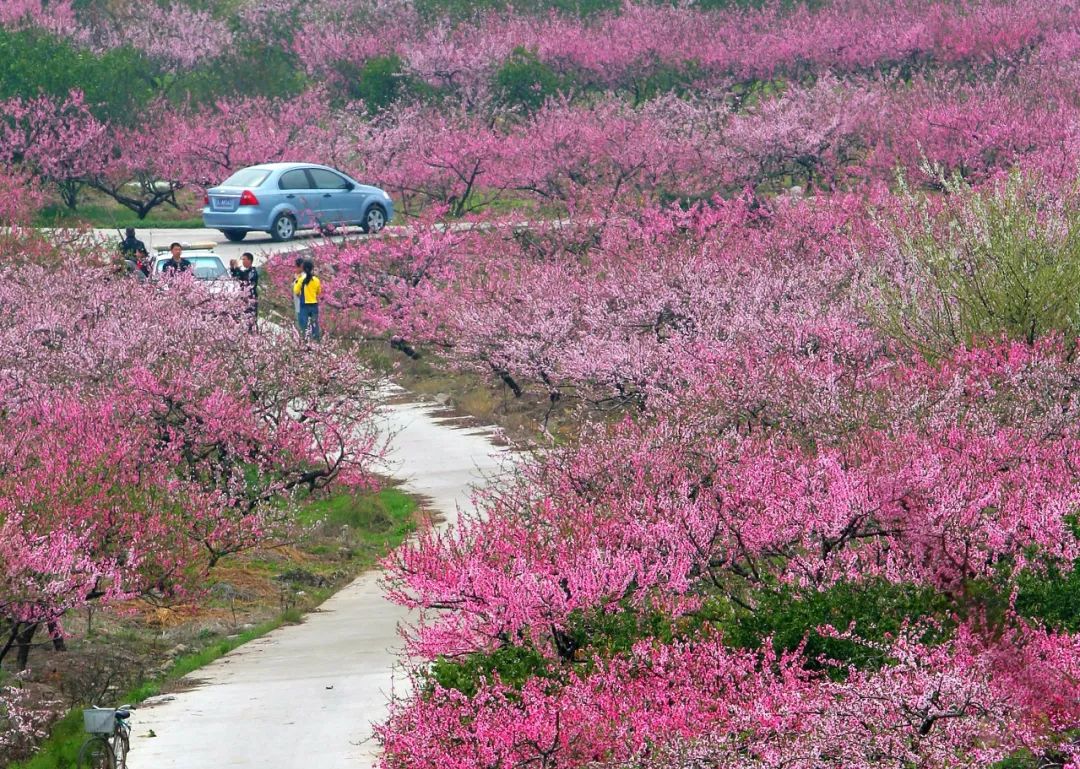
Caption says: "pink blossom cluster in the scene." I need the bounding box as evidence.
[353,185,1080,766]
[0,0,74,35]
[0,674,57,761]
[380,624,1080,769]
[384,339,1080,650]
[66,1,234,71]
[8,5,1080,215]
[148,89,356,186]
[0,166,47,227]
[8,0,1071,95]
[11,69,1080,220]
[0,91,110,184]
[295,0,1073,91]
[4,0,1080,763]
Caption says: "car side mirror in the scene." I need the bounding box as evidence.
[344,181,354,191]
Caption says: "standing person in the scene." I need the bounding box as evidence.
[292,257,305,330]
[161,242,191,274]
[294,259,322,342]
[118,227,146,259]
[231,252,259,329]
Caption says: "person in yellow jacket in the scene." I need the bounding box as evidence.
[293,259,322,341]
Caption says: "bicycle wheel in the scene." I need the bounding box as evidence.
[112,731,129,769]
[78,736,115,769]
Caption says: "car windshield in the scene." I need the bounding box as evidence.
[219,168,271,188]
[156,256,228,280]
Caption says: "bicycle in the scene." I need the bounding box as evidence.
[78,705,133,769]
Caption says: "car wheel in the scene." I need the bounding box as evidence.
[360,204,386,234]
[221,229,247,242]
[270,213,297,242]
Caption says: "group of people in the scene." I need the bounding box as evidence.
[117,228,322,341]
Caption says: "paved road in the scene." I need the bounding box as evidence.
[86,226,383,264]
[82,216,579,264]
[127,392,507,769]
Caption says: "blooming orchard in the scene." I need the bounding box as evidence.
[367,191,1080,769]
[0,228,383,682]
[4,0,1080,765]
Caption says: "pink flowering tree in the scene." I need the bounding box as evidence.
[152,90,358,189]
[0,261,384,669]
[372,183,1080,768]
[71,2,233,72]
[0,91,108,210]
[0,0,74,35]
[380,623,1080,769]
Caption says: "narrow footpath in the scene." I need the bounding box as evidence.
[127,392,506,768]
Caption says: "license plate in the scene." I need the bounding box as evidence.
[213,198,232,210]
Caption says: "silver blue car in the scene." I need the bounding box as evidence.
[202,162,394,242]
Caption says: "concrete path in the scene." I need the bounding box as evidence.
[79,217,580,263]
[126,393,506,769]
[83,226,378,263]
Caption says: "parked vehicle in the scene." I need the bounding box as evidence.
[202,163,394,242]
[152,247,240,295]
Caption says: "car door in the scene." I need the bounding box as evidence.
[307,168,352,226]
[338,173,370,225]
[278,168,318,228]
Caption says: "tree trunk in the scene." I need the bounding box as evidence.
[390,337,421,359]
[47,620,67,652]
[15,622,38,671]
[490,364,522,397]
[58,179,82,210]
[0,622,20,666]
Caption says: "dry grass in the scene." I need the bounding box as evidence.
[355,338,582,446]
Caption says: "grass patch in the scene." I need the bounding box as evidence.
[32,188,205,230]
[298,487,418,570]
[34,203,204,230]
[298,487,415,531]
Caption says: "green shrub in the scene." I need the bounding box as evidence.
[874,172,1080,357]
[429,645,551,696]
[334,55,415,111]
[0,28,156,123]
[627,59,704,105]
[167,42,307,104]
[1016,561,1080,632]
[710,581,950,672]
[493,47,568,111]
[427,579,954,697]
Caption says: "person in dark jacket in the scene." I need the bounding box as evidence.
[161,242,191,274]
[118,227,146,259]
[230,252,259,328]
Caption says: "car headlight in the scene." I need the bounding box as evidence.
[382,190,391,199]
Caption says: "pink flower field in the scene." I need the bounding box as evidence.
[2,0,1080,766]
